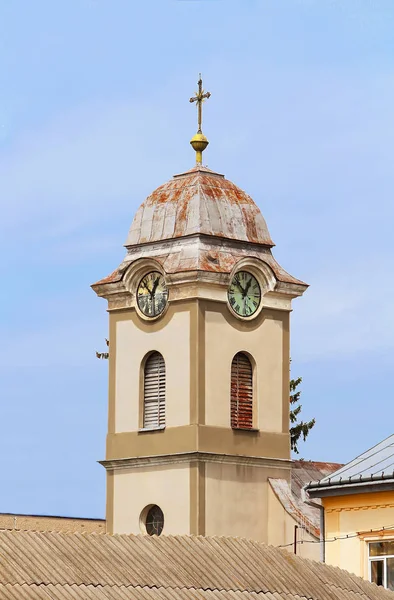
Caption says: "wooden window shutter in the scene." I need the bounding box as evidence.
[143,352,166,428]
[231,352,253,429]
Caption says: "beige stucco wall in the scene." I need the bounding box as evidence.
[324,491,394,579]
[267,485,320,561]
[115,310,190,432]
[205,462,291,542]
[205,310,284,433]
[106,289,291,537]
[205,462,267,540]
[112,464,190,535]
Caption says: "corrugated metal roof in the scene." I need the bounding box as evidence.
[0,530,391,599]
[125,166,274,248]
[306,434,394,492]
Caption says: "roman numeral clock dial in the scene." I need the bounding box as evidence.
[137,271,169,318]
[228,271,261,318]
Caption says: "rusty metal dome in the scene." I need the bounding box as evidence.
[125,166,274,248]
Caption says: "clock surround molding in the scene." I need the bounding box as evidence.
[136,271,169,319]
[123,258,170,321]
[226,257,277,321]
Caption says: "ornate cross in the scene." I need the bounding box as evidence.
[189,74,211,133]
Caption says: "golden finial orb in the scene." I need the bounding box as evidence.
[190,132,209,165]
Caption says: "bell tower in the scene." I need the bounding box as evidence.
[92,78,307,540]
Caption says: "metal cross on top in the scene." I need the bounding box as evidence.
[189,74,211,134]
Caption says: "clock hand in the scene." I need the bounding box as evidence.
[234,278,245,295]
[152,277,160,296]
[244,278,252,296]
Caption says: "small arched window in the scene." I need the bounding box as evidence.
[231,352,253,430]
[143,352,166,429]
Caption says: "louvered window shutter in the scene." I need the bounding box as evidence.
[143,352,166,429]
[231,352,253,429]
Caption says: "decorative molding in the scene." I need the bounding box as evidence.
[92,233,307,308]
[99,451,292,472]
[359,530,394,540]
[326,504,394,514]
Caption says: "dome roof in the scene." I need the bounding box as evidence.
[125,166,274,247]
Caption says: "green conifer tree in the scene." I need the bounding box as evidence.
[290,375,315,454]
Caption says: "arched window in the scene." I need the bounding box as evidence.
[231,352,253,430]
[143,352,166,429]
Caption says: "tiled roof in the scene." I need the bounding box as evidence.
[0,529,391,599]
[269,461,343,535]
[306,434,394,494]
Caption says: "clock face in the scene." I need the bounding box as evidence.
[137,271,169,317]
[228,271,261,318]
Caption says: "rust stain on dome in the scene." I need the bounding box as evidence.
[92,268,121,286]
[125,166,274,247]
[93,166,308,292]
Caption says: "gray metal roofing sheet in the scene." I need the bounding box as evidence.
[310,434,394,488]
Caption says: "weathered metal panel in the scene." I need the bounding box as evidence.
[124,166,274,247]
[151,202,167,242]
[138,204,155,244]
[270,460,344,538]
[92,166,308,288]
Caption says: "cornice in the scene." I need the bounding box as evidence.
[308,479,394,499]
[99,451,292,472]
[92,233,307,306]
[327,503,394,514]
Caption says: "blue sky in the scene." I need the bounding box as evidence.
[1,0,394,518]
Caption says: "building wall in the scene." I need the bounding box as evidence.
[105,285,292,536]
[267,486,320,561]
[204,306,289,435]
[112,463,191,535]
[205,462,288,542]
[111,300,289,439]
[323,491,394,579]
[113,308,191,433]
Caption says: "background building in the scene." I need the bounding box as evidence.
[305,434,394,590]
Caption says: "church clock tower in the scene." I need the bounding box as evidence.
[92,77,307,540]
